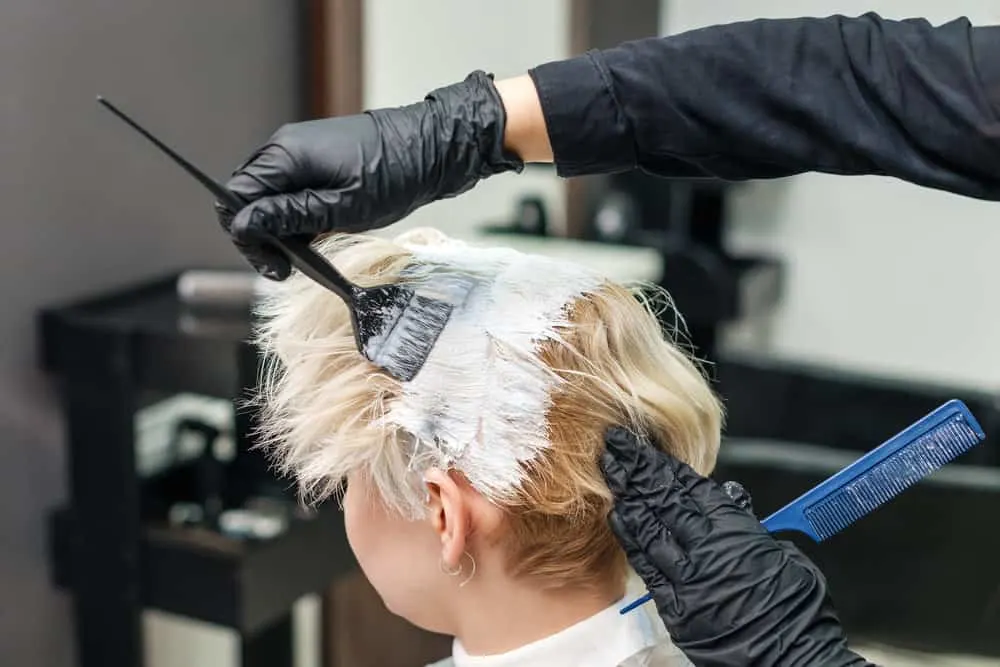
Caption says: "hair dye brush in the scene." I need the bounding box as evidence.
[622,398,986,614]
[96,96,456,382]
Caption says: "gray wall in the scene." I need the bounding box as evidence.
[662,1,1000,390]
[362,0,568,239]
[0,2,299,664]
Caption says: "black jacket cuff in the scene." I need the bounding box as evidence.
[529,51,637,177]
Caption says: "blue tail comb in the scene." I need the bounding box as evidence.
[762,399,984,540]
[620,399,986,615]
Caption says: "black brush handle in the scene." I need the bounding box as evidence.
[270,236,357,303]
[96,96,243,211]
[97,95,359,304]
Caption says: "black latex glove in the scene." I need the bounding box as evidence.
[601,428,876,667]
[215,71,523,279]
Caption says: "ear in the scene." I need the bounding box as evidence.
[424,467,469,570]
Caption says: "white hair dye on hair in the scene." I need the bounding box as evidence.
[386,234,606,501]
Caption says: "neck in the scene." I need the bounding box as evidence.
[450,573,623,656]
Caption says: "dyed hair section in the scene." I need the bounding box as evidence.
[254,228,722,590]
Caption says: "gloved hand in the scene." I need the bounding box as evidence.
[216,71,523,279]
[601,428,875,667]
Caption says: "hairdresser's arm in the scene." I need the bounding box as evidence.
[218,13,1000,278]
[515,13,1000,195]
[601,429,876,667]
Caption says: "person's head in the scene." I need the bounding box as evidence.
[254,228,722,636]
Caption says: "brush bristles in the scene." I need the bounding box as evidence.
[364,293,454,382]
[805,416,983,541]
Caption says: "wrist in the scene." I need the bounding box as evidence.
[494,74,553,163]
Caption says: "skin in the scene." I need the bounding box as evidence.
[342,467,622,656]
[494,75,554,163]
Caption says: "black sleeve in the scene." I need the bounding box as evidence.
[529,12,1000,200]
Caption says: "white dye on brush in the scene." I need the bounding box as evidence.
[359,294,408,360]
[380,237,606,500]
[363,273,476,382]
[353,280,458,382]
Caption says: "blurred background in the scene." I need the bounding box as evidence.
[4,1,1000,666]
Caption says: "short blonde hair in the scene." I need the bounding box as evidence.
[254,229,722,590]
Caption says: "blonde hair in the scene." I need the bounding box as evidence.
[254,228,722,590]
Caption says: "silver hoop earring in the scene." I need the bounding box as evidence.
[458,552,476,588]
[440,557,463,577]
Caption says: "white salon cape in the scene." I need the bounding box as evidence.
[425,597,692,667]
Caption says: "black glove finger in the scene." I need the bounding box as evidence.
[602,430,713,551]
[215,199,236,234]
[232,237,292,281]
[230,191,311,242]
[671,456,760,531]
[214,200,291,278]
[721,480,755,516]
[224,195,300,280]
[609,511,685,620]
[609,510,674,588]
[602,426,645,472]
[214,144,291,238]
[611,498,693,585]
[225,140,302,205]
[602,427,677,502]
[777,539,829,585]
[670,451,721,498]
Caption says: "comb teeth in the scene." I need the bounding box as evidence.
[805,416,982,540]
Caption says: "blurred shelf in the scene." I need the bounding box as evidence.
[39,273,253,398]
[38,270,342,667]
[717,354,1000,467]
[49,502,353,634]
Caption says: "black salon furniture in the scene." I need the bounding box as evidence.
[41,274,355,667]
